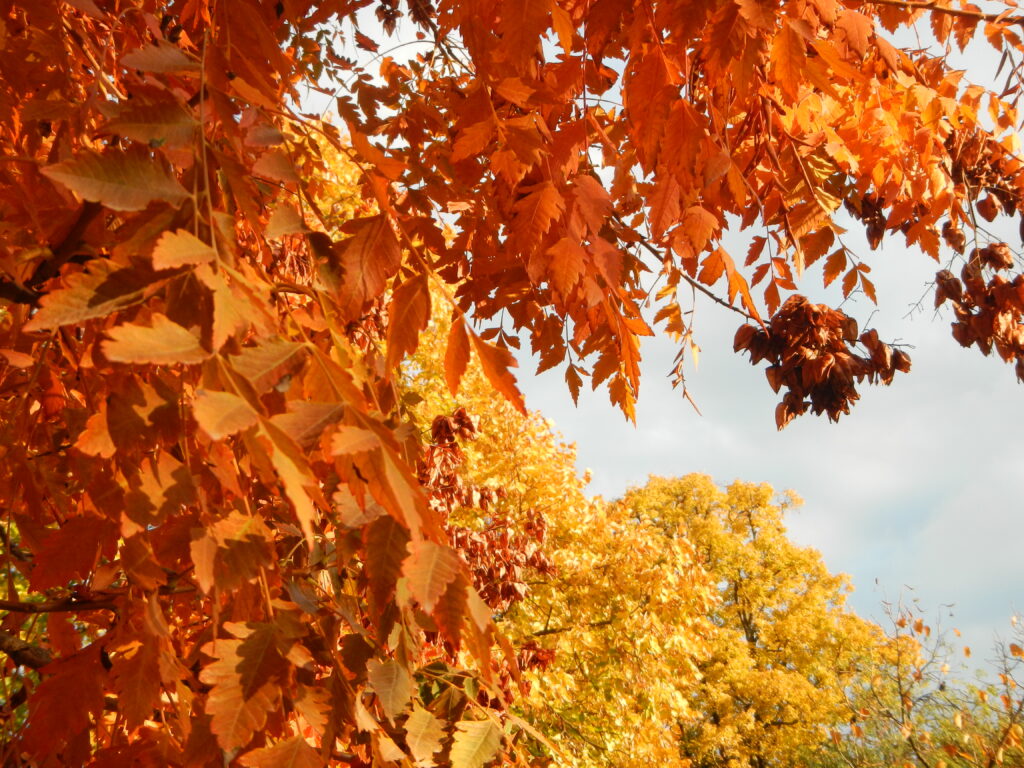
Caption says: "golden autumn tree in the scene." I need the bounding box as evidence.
[1,0,1024,765]
[621,475,883,767]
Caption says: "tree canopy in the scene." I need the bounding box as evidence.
[1,0,1023,765]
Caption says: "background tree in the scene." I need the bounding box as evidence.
[622,475,883,768]
[815,604,1024,768]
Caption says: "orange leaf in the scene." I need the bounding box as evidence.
[402,540,461,613]
[42,149,188,212]
[385,273,430,373]
[151,229,216,270]
[331,425,382,455]
[771,21,808,99]
[445,318,471,396]
[238,737,325,768]
[193,390,260,439]
[23,259,158,331]
[470,332,527,414]
[102,314,209,365]
[336,215,402,319]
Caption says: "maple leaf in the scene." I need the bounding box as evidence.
[445,319,471,395]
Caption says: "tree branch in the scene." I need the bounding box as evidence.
[0,630,52,669]
[0,595,118,614]
[867,0,1024,24]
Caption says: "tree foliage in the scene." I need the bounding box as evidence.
[1,0,1023,765]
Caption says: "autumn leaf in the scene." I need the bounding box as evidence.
[445,318,471,395]
[331,425,382,455]
[200,626,286,751]
[470,332,527,414]
[102,314,209,365]
[42,149,189,211]
[151,229,216,269]
[238,737,325,768]
[403,540,461,613]
[193,389,260,439]
[336,215,402,318]
[23,259,160,331]
[121,42,199,73]
[385,273,430,373]
[367,659,412,722]
[450,720,504,768]
[403,704,446,764]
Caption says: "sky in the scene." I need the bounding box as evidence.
[515,240,1024,671]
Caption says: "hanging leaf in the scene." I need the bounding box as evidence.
[445,318,471,396]
[367,659,412,722]
[450,720,503,768]
[385,273,431,373]
[404,704,446,765]
[402,540,461,613]
[238,736,325,768]
[470,332,527,414]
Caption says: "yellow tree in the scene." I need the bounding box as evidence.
[407,308,718,767]
[621,475,883,768]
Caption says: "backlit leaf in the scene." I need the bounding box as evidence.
[151,229,216,270]
[367,659,412,721]
[42,150,189,212]
[102,314,209,365]
[193,390,260,439]
[238,736,325,768]
[403,540,461,613]
[450,719,503,768]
